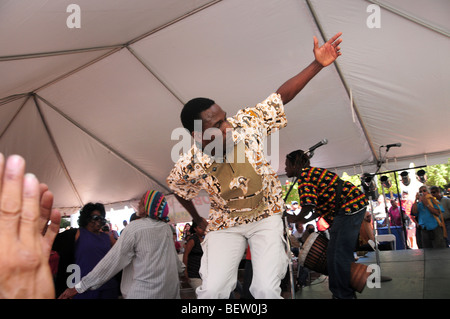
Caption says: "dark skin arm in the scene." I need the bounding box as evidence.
[175,34,342,227]
[183,238,195,282]
[175,194,208,229]
[284,205,319,224]
[276,32,342,105]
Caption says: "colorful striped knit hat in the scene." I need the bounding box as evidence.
[143,190,169,222]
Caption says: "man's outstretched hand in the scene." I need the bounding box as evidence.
[275,32,343,105]
[314,32,342,67]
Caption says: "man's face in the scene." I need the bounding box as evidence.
[419,187,428,197]
[285,158,296,178]
[430,188,441,199]
[193,104,232,155]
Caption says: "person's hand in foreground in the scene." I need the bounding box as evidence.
[0,154,61,299]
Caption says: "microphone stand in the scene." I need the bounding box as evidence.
[369,197,380,266]
[282,177,299,299]
[284,215,296,299]
[365,146,395,284]
[380,182,392,236]
[369,196,393,283]
[376,146,392,235]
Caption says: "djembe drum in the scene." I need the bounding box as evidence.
[298,232,369,293]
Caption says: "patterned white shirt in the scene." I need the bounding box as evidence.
[167,93,287,232]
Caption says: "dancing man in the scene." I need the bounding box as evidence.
[167,32,342,298]
[284,149,368,299]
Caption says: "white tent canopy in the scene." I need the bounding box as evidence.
[1,0,449,218]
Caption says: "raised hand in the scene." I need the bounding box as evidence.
[0,154,61,299]
[313,32,342,67]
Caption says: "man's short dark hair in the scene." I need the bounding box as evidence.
[430,186,441,193]
[286,149,310,169]
[180,97,215,133]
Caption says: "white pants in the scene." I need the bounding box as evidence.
[196,214,288,299]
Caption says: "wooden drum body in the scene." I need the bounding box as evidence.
[298,232,329,275]
[298,232,369,293]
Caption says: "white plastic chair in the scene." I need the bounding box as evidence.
[376,234,396,250]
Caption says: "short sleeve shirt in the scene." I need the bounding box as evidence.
[414,202,441,230]
[297,167,368,224]
[167,93,287,232]
[439,196,450,220]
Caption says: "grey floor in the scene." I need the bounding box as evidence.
[295,248,450,299]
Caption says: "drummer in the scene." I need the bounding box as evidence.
[284,150,368,299]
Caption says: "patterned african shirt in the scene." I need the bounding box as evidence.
[167,93,286,232]
[297,167,368,224]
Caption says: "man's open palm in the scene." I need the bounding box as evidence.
[314,32,342,67]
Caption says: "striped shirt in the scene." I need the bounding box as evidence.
[297,167,368,224]
[76,218,184,299]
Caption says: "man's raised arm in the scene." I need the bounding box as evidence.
[276,32,342,105]
[175,194,208,229]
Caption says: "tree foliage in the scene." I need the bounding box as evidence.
[422,158,450,190]
[282,180,299,207]
[281,159,450,206]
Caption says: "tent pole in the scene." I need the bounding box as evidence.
[127,47,185,105]
[0,93,30,107]
[34,94,172,193]
[33,48,123,94]
[365,0,450,38]
[0,45,123,62]
[126,0,223,46]
[304,0,379,164]
[32,94,84,207]
[0,94,31,140]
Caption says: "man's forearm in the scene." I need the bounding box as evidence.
[276,60,323,105]
[77,240,129,293]
[297,209,319,224]
[426,204,442,217]
[411,202,418,216]
[175,194,202,222]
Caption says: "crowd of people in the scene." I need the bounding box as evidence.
[0,29,448,300]
[0,149,448,300]
[363,187,449,250]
